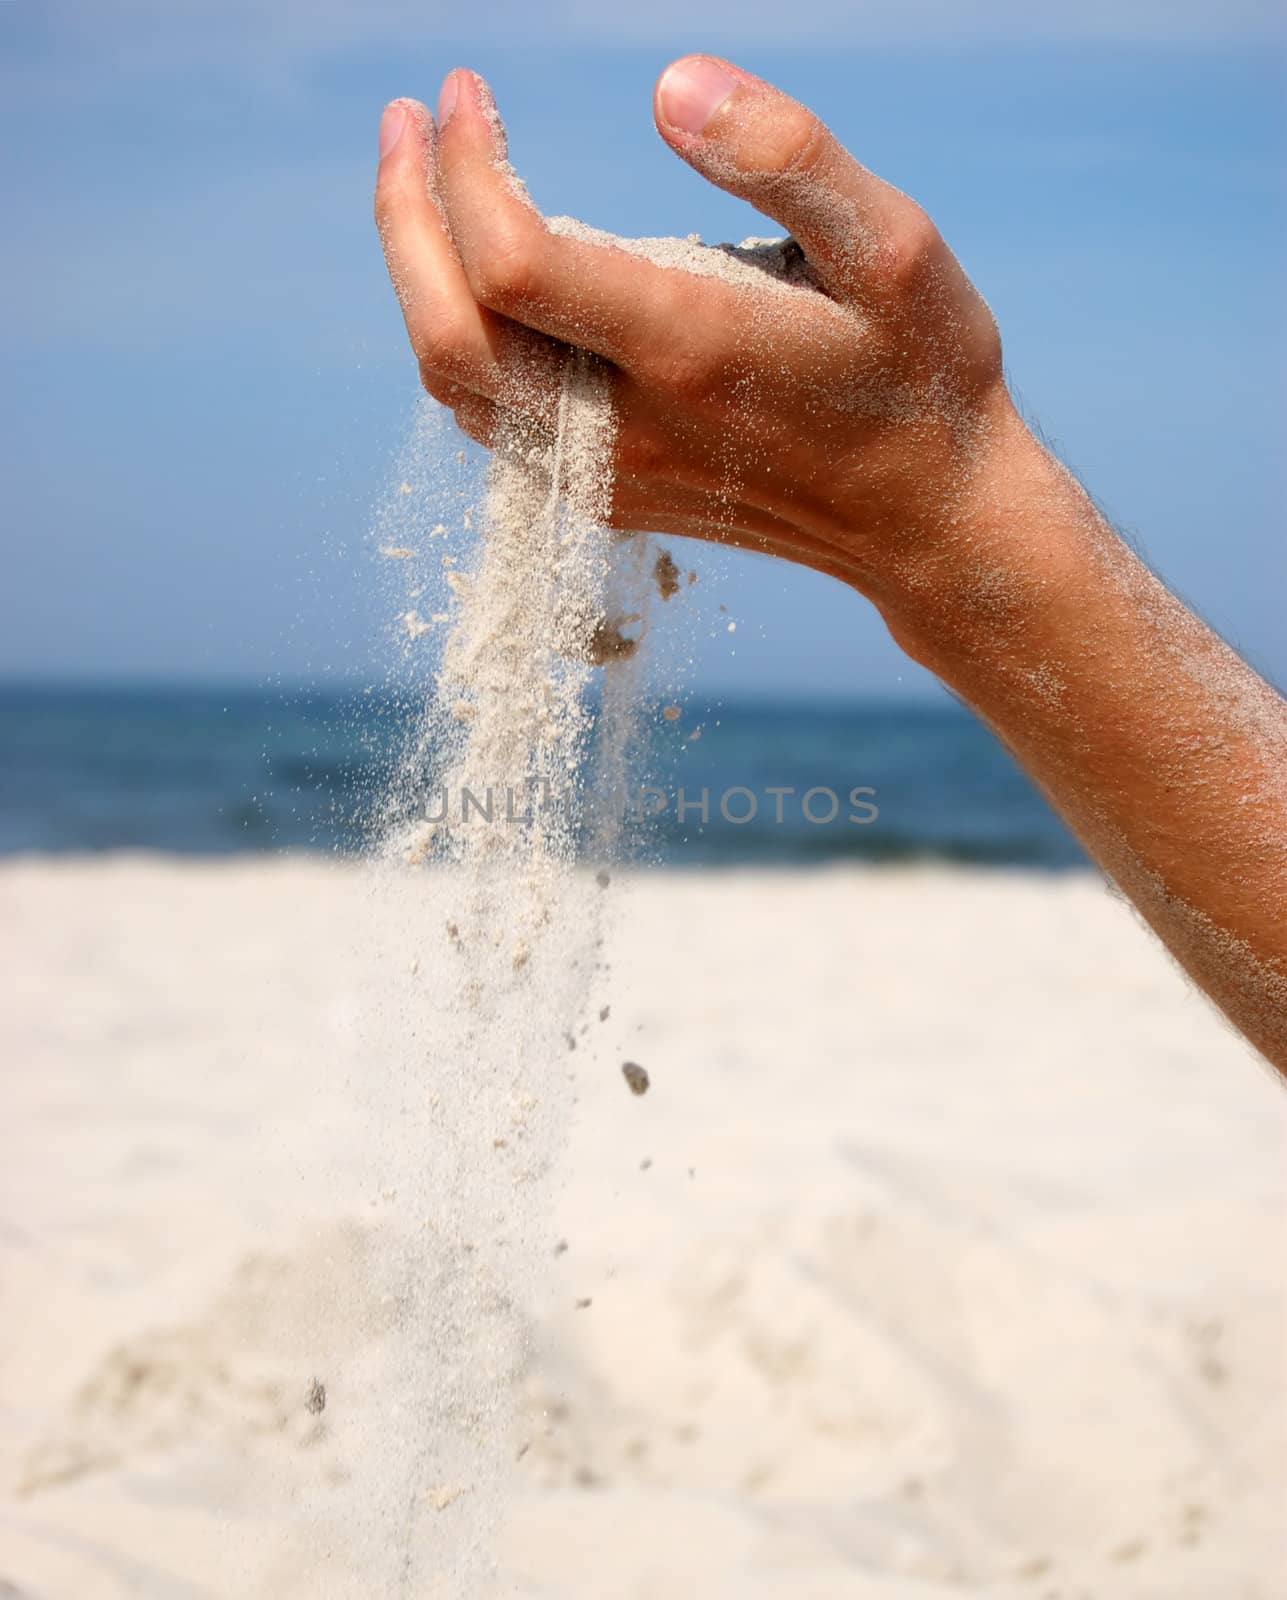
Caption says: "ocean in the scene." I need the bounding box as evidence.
[0,684,1086,868]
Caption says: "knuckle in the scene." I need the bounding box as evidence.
[737,101,831,181]
[642,340,720,402]
[410,310,476,376]
[372,169,398,227]
[418,367,460,406]
[468,228,537,311]
[374,164,416,233]
[882,204,941,287]
[419,369,454,403]
[779,107,832,180]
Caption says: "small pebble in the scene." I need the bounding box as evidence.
[621,1062,650,1096]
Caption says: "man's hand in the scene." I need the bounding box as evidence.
[374,59,1029,613]
[373,58,1287,1072]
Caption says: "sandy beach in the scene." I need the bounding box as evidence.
[3,857,1284,1598]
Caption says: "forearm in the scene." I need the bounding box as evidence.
[883,405,1287,1070]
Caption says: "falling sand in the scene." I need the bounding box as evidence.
[309,336,671,1596]
[328,228,835,1595]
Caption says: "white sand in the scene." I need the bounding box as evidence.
[2,858,1284,1598]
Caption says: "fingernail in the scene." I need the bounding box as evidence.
[379,102,407,159]
[437,71,459,129]
[658,58,738,136]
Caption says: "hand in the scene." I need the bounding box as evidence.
[374,57,1029,617]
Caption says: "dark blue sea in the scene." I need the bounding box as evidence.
[0,685,1086,868]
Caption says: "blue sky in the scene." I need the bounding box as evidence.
[1,2,1283,700]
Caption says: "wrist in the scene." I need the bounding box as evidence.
[872,400,1116,690]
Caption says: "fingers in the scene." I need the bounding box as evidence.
[435,70,692,375]
[374,95,562,424]
[445,386,807,565]
[652,56,927,305]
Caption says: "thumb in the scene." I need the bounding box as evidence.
[653,56,912,302]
